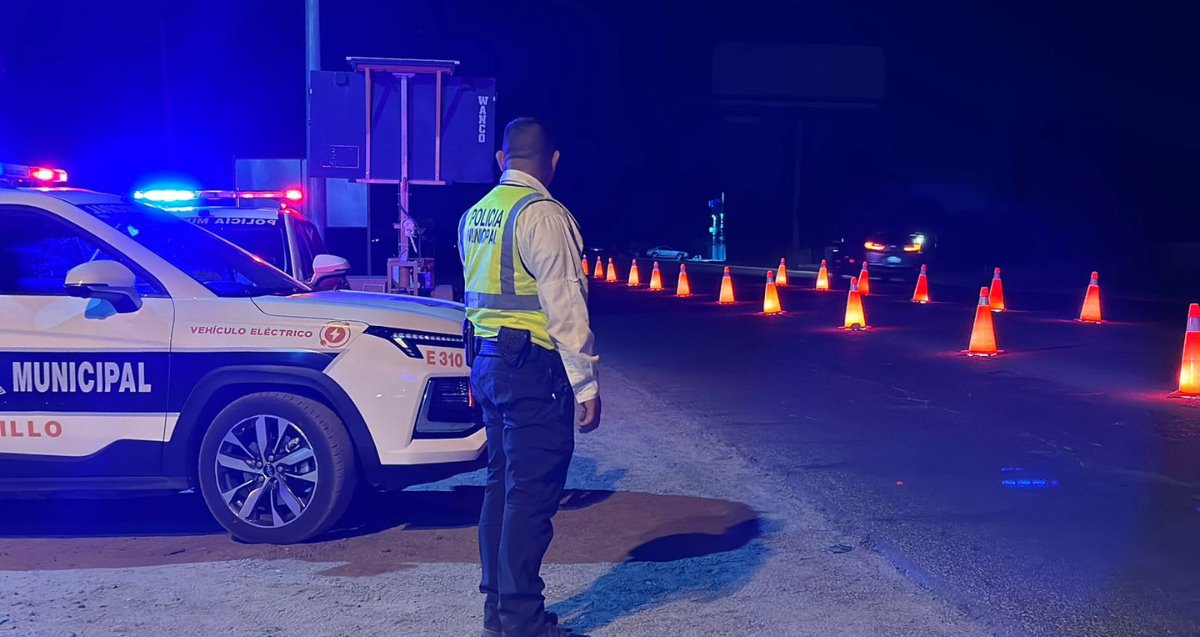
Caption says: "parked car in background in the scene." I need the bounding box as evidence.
[646,245,690,261]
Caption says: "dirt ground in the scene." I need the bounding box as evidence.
[0,368,988,636]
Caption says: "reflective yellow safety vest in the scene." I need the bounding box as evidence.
[460,184,554,350]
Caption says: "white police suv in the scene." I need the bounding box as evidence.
[0,166,483,543]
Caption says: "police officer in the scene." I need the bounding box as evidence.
[460,117,601,637]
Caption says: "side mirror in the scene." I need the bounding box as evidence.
[310,254,351,291]
[313,254,351,278]
[64,261,143,313]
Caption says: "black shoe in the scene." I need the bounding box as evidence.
[480,612,561,637]
[537,626,587,637]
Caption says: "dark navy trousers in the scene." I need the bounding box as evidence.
[471,345,576,637]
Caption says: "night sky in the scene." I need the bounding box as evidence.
[2,1,1198,282]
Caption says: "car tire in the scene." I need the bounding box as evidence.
[197,392,357,544]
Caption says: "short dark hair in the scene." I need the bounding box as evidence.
[501,117,556,163]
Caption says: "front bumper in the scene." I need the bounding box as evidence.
[323,331,487,469]
[377,426,488,466]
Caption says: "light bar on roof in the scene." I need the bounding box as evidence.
[133,185,304,209]
[0,163,68,186]
[195,188,303,201]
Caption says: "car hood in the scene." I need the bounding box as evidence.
[253,291,464,333]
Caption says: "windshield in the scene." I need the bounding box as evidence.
[184,215,291,275]
[79,203,310,298]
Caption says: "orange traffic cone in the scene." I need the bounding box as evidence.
[593,256,604,280]
[676,264,691,297]
[815,259,830,291]
[582,255,589,273]
[718,266,736,304]
[606,258,617,283]
[912,264,930,303]
[648,261,664,291]
[1078,271,1102,323]
[842,277,867,330]
[1173,303,1200,398]
[763,270,782,314]
[966,287,1000,356]
[628,259,641,287]
[989,268,1006,312]
[776,258,789,286]
[858,263,871,296]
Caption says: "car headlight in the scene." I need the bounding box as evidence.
[364,326,464,359]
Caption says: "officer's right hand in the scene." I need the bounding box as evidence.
[577,396,602,434]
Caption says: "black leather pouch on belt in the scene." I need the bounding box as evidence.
[463,319,477,367]
[497,326,532,367]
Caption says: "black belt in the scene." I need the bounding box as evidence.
[475,336,553,361]
[476,339,503,356]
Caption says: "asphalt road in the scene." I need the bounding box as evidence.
[588,264,1200,637]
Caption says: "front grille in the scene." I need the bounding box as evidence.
[414,377,483,439]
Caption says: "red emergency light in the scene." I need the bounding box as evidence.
[0,163,69,187]
[31,167,68,183]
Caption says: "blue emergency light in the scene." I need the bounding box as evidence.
[133,189,198,204]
